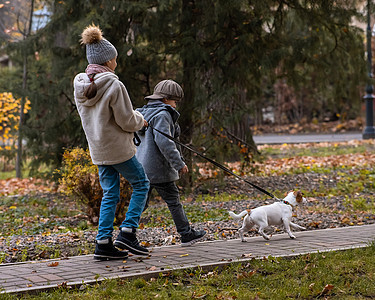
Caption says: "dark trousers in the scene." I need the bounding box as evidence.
[144,181,191,236]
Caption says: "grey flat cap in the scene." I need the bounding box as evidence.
[145,79,184,101]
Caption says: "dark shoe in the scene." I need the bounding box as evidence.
[181,229,206,247]
[114,228,149,256]
[94,238,128,261]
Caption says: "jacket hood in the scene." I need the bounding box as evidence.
[73,72,119,107]
[137,100,180,123]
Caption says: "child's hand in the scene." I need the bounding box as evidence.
[179,165,189,175]
[143,120,148,127]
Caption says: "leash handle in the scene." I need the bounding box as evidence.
[133,132,141,146]
[148,124,277,199]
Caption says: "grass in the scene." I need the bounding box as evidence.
[192,192,247,203]
[0,170,15,180]
[0,195,87,237]
[1,244,375,299]
[142,206,229,227]
[141,193,247,227]
[0,158,52,180]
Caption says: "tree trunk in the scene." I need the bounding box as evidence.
[16,0,34,178]
[16,57,27,178]
[178,0,197,187]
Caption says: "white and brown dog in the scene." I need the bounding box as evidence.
[229,191,307,242]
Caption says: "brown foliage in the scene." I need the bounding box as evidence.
[57,148,132,225]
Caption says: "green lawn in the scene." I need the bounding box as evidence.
[2,244,375,299]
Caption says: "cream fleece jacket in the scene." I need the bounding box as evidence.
[73,72,144,165]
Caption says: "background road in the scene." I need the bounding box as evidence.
[253,132,363,145]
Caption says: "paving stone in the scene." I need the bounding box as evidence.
[1,224,375,294]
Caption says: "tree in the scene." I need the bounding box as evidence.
[0,0,40,177]
[0,92,31,169]
[1,0,368,177]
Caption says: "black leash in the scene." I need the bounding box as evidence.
[147,124,279,200]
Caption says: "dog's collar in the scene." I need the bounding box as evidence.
[281,200,294,207]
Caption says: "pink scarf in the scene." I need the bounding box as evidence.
[85,64,114,75]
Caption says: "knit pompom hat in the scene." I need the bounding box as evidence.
[80,24,118,65]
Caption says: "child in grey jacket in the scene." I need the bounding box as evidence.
[136,80,206,246]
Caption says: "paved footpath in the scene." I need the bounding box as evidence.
[1,224,375,294]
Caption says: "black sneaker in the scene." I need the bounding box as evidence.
[181,229,206,247]
[94,238,128,261]
[114,228,149,256]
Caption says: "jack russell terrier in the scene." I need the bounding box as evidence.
[229,191,307,242]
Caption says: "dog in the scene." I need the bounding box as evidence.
[229,191,307,242]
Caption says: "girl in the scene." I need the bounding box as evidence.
[73,25,149,260]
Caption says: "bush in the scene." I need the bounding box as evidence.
[57,148,132,225]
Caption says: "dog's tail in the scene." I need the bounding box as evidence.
[228,209,250,220]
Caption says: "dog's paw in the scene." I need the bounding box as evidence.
[289,235,296,239]
[241,240,247,243]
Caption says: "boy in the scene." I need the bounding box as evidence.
[136,79,206,246]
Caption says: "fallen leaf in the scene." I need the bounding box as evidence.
[47,262,59,267]
[341,217,351,224]
[321,284,334,296]
[57,281,68,289]
[180,254,189,257]
[241,253,252,258]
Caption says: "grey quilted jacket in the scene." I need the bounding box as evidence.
[135,101,185,184]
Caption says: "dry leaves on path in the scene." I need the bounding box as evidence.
[253,152,375,176]
[0,178,57,196]
[198,140,374,178]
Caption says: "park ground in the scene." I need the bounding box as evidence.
[0,118,374,263]
[0,120,375,299]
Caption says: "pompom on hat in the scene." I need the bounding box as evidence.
[145,80,184,101]
[80,24,118,65]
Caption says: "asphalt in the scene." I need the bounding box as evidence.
[252,132,363,144]
[1,131,372,294]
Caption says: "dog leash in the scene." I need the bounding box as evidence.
[147,124,279,200]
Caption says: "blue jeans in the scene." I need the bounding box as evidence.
[96,156,150,240]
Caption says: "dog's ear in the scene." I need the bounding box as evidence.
[286,190,294,196]
[296,191,303,203]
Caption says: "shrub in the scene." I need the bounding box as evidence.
[57,148,132,225]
